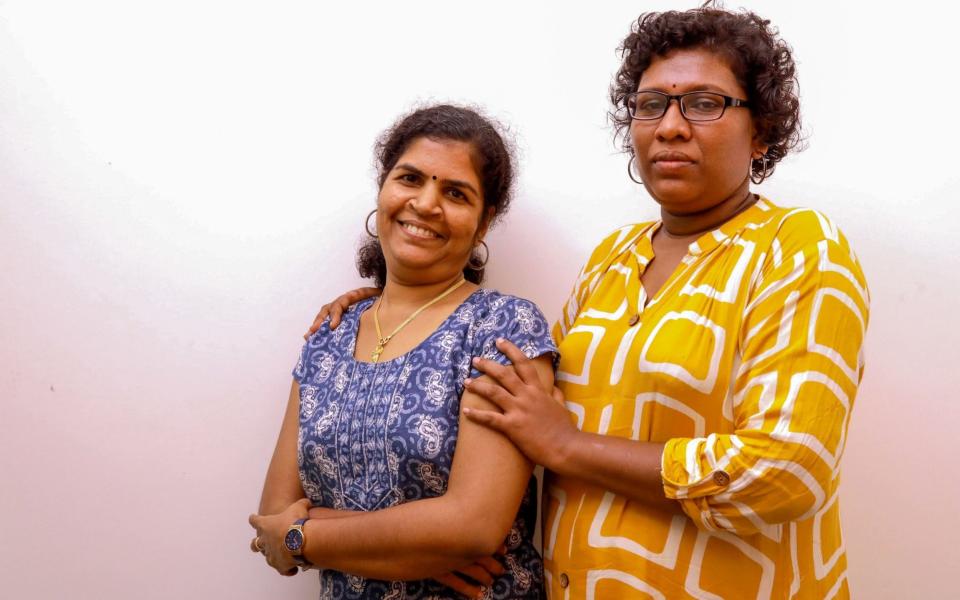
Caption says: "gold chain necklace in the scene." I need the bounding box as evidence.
[370,277,467,363]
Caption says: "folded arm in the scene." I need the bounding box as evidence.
[258,357,553,580]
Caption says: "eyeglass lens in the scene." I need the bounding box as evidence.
[629,92,727,121]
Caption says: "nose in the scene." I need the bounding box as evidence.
[654,99,692,141]
[408,181,443,215]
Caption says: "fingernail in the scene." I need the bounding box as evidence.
[496,337,504,344]
[472,357,481,365]
[464,377,473,386]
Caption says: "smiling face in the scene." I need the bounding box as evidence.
[630,47,767,215]
[376,137,489,285]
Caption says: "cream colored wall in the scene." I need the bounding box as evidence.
[2,1,956,598]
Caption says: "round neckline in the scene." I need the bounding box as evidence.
[348,287,486,366]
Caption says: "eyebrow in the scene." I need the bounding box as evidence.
[638,84,732,94]
[394,163,480,197]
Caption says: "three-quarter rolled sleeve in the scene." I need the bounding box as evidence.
[660,212,869,536]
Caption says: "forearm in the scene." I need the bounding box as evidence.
[260,485,304,516]
[259,381,307,515]
[301,496,501,580]
[549,431,681,516]
[290,360,543,580]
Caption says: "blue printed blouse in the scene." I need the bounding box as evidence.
[292,288,557,599]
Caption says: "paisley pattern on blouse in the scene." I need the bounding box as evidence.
[293,288,557,599]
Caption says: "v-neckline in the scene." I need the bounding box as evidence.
[348,288,484,366]
[637,197,770,310]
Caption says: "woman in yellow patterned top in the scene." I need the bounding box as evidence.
[311,6,868,599]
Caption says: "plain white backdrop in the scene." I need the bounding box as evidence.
[2,1,957,598]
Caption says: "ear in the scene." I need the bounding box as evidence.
[475,207,495,242]
[751,129,769,158]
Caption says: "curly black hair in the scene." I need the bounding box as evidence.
[610,3,803,181]
[357,104,516,288]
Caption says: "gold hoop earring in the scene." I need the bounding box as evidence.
[627,156,644,185]
[467,241,489,270]
[365,209,378,238]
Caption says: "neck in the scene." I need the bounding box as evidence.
[659,178,757,238]
[381,272,467,310]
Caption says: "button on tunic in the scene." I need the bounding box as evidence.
[544,199,868,599]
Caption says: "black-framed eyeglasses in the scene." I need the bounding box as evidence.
[626,90,750,122]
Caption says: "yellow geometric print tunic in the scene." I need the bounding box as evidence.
[544,198,869,600]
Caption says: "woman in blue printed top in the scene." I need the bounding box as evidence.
[249,104,557,600]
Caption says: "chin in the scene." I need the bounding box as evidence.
[647,181,702,208]
[388,254,460,279]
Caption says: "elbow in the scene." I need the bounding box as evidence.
[758,482,832,525]
[475,527,513,557]
[666,434,841,536]
[453,522,512,560]
[692,475,835,536]
[747,455,837,525]
[428,487,522,559]
[445,503,515,560]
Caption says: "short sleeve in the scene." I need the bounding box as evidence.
[470,295,559,378]
[292,325,327,384]
[291,333,317,384]
[291,300,369,385]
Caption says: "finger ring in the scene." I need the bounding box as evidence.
[250,536,264,553]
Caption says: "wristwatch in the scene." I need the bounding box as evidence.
[284,518,311,566]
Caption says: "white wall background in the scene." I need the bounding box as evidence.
[2,1,957,598]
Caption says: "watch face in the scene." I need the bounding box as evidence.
[284,528,304,553]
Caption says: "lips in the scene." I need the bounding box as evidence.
[650,150,696,175]
[398,220,443,240]
[651,150,696,164]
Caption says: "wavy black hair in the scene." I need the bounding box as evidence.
[610,2,804,181]
[357,104,515,287]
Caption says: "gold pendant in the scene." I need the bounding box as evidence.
[370,341,385,363]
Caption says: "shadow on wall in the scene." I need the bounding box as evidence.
[484,191,581,324]
[485,183,655,324]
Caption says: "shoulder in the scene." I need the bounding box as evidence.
[467,289,552,334]
[304,297,373,347]
[583,222,656,269]
[751,199,868,292]
[465,288,548,321]
[563,222,655,304]
[467,289,558,361]
[294,299,371,382]
[754,199,858,256]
